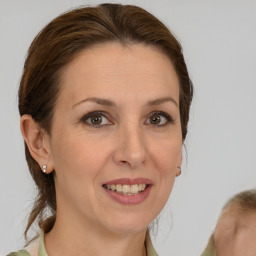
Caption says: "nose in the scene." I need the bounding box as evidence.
[113,123,146,169]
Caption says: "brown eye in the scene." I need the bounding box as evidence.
[82,112,112,126]
[146,111,174,126]
[90,115,102,125]
[150,114,161,125]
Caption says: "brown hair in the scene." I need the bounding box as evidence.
[201,189,256,256]
[223,189,256,213]
[19,3,193,240]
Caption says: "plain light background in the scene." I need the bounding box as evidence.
[0,0,255,255]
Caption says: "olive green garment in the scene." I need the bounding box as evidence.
[6,250,30,256]
[7,231,158,256]
[200,247,216,256]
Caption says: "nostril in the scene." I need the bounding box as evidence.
[118,159,139,169]
[119,160,130,166]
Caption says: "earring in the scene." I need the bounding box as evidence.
[42,164,47,173]
[176,166,181,176]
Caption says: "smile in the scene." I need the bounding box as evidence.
[102,178,152,205]
[103,184,148,195]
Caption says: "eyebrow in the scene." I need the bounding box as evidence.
[72,96,178,109]
[72,97,116,109]
[147,97,178,107]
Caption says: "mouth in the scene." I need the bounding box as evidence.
[102,178,152,205]
[103,183,148,195]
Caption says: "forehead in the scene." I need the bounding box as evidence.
[58,42,179,104]
[63,42,174,75]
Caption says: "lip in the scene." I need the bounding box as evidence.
[102,178,153,205]
[103,178,152,185]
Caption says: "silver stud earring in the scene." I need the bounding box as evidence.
[42,164,47,173]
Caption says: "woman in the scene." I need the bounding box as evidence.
[8,3,193,256]
[201,189,256,256]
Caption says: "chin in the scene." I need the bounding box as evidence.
[101,211,155,235]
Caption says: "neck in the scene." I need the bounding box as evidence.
[44,212,147,256]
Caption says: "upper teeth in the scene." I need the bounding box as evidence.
[105,184,147,195]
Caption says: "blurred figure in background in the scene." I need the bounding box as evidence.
[201,189,256,256]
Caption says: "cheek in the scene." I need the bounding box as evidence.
[50,130,109,183]
[148,136,182,203]
[149,136,182,173]
[49,131,112,210]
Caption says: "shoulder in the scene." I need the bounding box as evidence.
[7,237,40,256]
[6,250,31,256]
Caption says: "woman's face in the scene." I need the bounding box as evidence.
[47,42,182,235]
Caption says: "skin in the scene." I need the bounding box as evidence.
[214,206,256,256]
[21,43,182,256]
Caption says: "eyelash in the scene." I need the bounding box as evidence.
[147,111,174,127]
[81,111,112,127]
[80,111,174,127]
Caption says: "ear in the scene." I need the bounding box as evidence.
[20,114,54,174]
[176,154,182,177]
